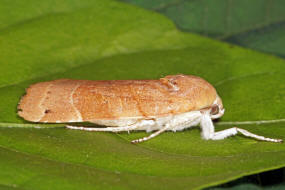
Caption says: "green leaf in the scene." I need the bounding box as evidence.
[0,0,194,88]
[1,0,285,190]
[226,22,285,58]
[120,0,285,57]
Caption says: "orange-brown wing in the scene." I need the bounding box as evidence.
[18,79,84,122]
[18,75,217,123]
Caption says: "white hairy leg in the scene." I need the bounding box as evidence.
[66,124,140,132]
[132,113,203,143]
[131,124,170,144]
[66,123,171,144]
[200,114,282,143]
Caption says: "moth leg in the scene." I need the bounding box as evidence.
[200,114,282,143]
[66,124,140,132]
[131,124,170,144]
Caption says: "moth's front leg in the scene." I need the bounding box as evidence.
[131,113,202,143]
[131,123,171,144]
[200,114,282,143]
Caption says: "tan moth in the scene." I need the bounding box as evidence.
[18,74,282,143]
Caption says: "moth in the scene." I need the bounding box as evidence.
[18,74,282,143]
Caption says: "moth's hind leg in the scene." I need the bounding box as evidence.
[200,114,282,143]
[66,125,140,133]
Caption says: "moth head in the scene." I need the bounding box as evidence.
[210,95,225,119]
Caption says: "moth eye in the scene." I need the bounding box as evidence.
[210,105,219,115]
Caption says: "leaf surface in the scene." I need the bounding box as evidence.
[0,0,193,87]
[121,0,285,57]
[1,0,285,190]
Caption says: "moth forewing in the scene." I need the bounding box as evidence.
[18,74,282,143]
